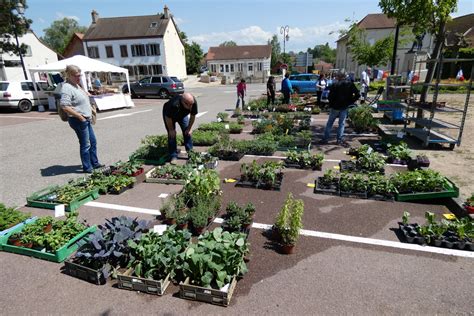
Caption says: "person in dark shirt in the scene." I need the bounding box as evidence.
[266,76,276,107]
[320,71,360,146]
[162,93,198,163]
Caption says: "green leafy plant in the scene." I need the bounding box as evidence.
[275,193,304,246]
[349,105,377,132]
[216,112,229,122]
[182,227,249,288]
[113,159,144,176]
[390,169,447,194]
[402,211,410,226]
[0,204,30,231]
[387,142,412,162]
[181,169,221,207]
[150,164,193,180]
[356,151,386,172]
[192,130,219,146]
[285,150,324,170]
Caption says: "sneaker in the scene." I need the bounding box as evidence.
[169,157,178,165]
[84,169,93,174]
[93,164,105,169]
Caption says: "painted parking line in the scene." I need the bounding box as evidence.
[85,201,160,215]
[98,109,153,120]
[0,115,55,120]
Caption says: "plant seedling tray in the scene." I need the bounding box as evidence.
[109,183,135,195]
[339,160,358,172]
[340,191,368,199]
[145,168,186,185]
[180,276,237,307]
[284,160,321,170]
[64,259,110,285]
[0,217,37,237]
[0,225,96,262]
[395,178,459,202]
[26,186,99,212]
[129,154,168,166]
[236,174,283,191]
[216,151,245,161]
[117,268,170,296]
[313,178,340,196]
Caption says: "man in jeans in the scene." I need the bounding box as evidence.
[163,92,198,163]
[320,71,360,146]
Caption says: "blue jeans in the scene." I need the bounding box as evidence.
[164,115,193,159]
[236,93,245,109]
[323,108,348,142]
[68,117,99,172]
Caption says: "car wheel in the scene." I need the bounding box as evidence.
[18,99,32,113]
[158,89,170,99]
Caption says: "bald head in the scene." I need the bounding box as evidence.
[181,93,194,110]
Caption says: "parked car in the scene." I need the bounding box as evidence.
[122,75,184,99]
[289,73,320,94]
[0,80,52,112]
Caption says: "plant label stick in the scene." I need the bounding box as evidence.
[153,224,167,235]
[54,204,65,217]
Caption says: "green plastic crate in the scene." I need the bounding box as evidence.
[26,186,99,212]
[0,225,96,262]
[395,178,459,202]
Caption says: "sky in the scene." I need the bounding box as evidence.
[26,0,474,53]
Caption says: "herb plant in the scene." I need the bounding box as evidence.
[0,204,30,231]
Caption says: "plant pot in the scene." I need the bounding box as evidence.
[465,205,474,214]
[166,218,176,225]
[177,222,188,230]
[280,244,295,255]
[43,223,53,233]
[193,226,206,235]
[131,168,144,177]
[9,237,22,247]
[433,239,443,247]
[464,241,474,251]
[456,240,466,250]
[442,239,454,249]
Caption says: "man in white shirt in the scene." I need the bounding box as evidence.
[360,67,371,103]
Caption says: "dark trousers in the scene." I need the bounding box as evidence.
[282,91,290,104]
[316,90,322,105]
[267,92,275,106]
[163,115,193,160]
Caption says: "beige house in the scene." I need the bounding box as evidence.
[206,45,271,82]
[82,6,186,80]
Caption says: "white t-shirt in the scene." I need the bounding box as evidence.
[316,79,327,91]
[361,70,370,87]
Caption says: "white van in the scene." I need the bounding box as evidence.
[0,81,52,112]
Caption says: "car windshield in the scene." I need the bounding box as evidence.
[0,83,9,91]
[170,76,180,82]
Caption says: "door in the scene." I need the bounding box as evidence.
[150,76,163,94]
[247,62,254,77]
[135,77,151,94]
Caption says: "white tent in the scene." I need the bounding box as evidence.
[28,55,131,111]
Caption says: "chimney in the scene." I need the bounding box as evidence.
[163,5,169,19]
[91,10,99,24]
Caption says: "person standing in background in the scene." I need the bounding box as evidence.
[60,65,103,173]
[316,74,327,106]
[266,76,276,107]
[360,67,371,103]
[281,72,293,104]
[236,79,246,109]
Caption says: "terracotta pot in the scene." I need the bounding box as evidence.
[166,218,176,225]
[194,226,205,235]
[465,205,474,214]
[43,223,53,233]
[280,244,295,255]
[177,222,188,230]
[23,242,33,248]
[9,237,22,247]
[131,168,144,177]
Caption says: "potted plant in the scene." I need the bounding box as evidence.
[275,193,304,254]
[113,159,144,177]
[464,193,474,214]
[315,170,340,195]
[386,142,412,165]
[0,203,30,232]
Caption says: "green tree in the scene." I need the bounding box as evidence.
[219,41,237,47]
[179,31,203,74]
[268,34,281,69]
[379,0,459,101]
[0,0,33,55]
[309,43,336,64]
[41,18,87,54]
[347,24,394,67]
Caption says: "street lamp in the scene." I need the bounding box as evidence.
[280,25,290,55]
[10,0,28,80]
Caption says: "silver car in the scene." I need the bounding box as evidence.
[123,75,184,99]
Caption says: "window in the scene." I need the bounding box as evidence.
[237,63,243,72]
[4,60,21,67]
[230,64,234,72]
[23,45,32,57]
[161,77,169,83]
[87,46,100,58]
[257,62,263,71]
[131,44,146,57]
[137,65,149,76]
[211,64,217,73]
[149,64,163,75]
[225,65,229,72]
[151,77,161,83]
[139,77,151,84]
[248,63,253,71]
[124,66,134,76]
[120,45,128,57]
[21,82,35,91]
[105,46,114,58]
[220,64,224,72]
[146,44,160,56]
[150,22,158,28]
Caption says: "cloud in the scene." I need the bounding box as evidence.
[55,12,80,21]
[189,26,273,50]
[189,22,349,52]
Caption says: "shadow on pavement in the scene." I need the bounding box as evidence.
[41,165,83,176]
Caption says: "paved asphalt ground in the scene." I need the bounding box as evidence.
[0,81,472,315]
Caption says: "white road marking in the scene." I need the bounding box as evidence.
[85,201,160,215]
[196,111,208,118]
[0,115,54,120]
[98,109,153,120]
[212,218,474,258]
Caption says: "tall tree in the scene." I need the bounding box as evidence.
[179,31,203,74]
[309,43,336,64]
[379,0,458,101]
[219,41,237,47]
[41,17,87,54]
[268,34,281,69]
[0,0,33,55]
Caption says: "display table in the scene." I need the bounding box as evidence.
[90,93,134,111]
